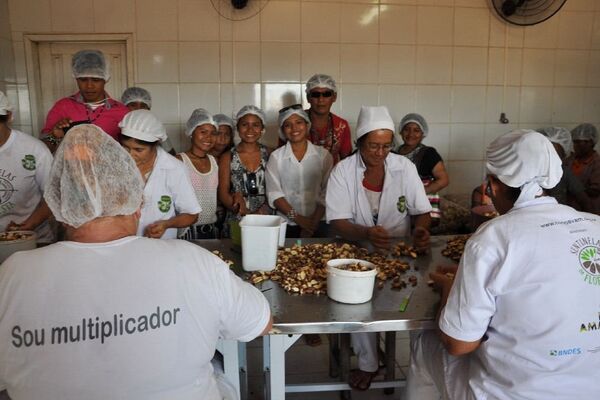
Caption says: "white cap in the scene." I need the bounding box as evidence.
[72,50,110,81]
[356,106,395,140]
[538,127,573,156]
[486,129,563,206]
[305,74,337,94]
[235,105,266,127]
[278,106,311,142]
[118,110,167,143]
[0,91,12,116]
[185,108,217,137]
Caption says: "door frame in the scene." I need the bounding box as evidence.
[24,33,134,135]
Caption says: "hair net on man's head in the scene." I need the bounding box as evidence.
[119,109,168,143]
[44,124,143,228]
[400,113,429,137]
[0,91,12,116]
[186,108,217,137]
[121,87,152,108]
[214,113,234,129]
[278,105,311,142]
[72,50,110,81]
[538,126,572,156]
[235,105,266,127]
[571,123,598,144]
[486,129,562,207]
[305,74,337,94]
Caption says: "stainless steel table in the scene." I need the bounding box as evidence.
[193,236,450,399]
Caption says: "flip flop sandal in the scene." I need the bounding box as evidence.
[349,369,378,391]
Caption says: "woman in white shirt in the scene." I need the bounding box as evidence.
[119,110,200,239]
[266,105,333,237]
[177,109,220,239]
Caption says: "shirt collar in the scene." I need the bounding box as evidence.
[70,92,115,109]
[282,140,318,160]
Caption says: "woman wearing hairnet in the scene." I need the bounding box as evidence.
[209,114,235,159]
[566,123,600,214]
[397,113,449,225]
[326,106,432,390]
[119,110,200,239]
[218,105,272,237]
[266,105,333,238]
[41,50,128,152]
[177,109,220,239]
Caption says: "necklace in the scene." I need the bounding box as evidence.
[188,151,208,159]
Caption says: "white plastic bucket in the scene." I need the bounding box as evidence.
[278,217,287,247]
[239,215,281,271]
[0,231,37,264]
[326,259,377,304]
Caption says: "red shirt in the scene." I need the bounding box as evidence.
[307,112,352,165]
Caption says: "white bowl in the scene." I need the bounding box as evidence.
[0,231,37,264]
[326,259,377,304]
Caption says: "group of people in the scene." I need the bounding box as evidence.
[1,49,599,399]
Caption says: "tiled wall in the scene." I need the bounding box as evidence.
[0,0,16,109]
[6,0,600,194]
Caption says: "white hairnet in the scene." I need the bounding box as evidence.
[186,108,217,137]
[571,123,598,145]
[121,87,152,108]
[538,126,573,156]
[305,73,337,94]
[214,113,234,129]
[0,91,12,115]
[119,110,167,143]
[72,50,110,81]
[278,105,311,141]
[486,129,563,207]
[400,113,429,137]
[44,124,143,228]
[235,105,265,127]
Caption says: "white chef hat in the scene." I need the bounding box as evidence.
[185,108,217,137]
[0,91,13,116]
[119,109,168,143]
[538,126,573,156]
[278,104,311,142]
[356,105,396,141]
[486,129,563,206]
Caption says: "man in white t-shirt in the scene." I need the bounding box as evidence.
[407,130,600,400]
[0,125,272,400]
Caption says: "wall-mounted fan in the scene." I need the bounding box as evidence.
[491,0,568,26]
[210,0,270,21]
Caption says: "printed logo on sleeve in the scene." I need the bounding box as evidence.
[21,155,36,171]
[158,195,172,213]
[549,347,582,357]
[571,238,600,286]
[397,196,406,213]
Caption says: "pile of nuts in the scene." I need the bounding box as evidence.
[248,243,418,295]
[392,241,418,258]
[441,235,471,262]
[332,262,374,272]
[0,231,34,242]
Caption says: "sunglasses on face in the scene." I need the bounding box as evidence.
[309,91,334,99]
[279,104,303,114]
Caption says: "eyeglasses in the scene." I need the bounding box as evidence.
[309,91,334,99]
[279,104,303,114]
[365,143,394,153]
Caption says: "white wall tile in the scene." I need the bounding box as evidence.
[263,83,303,124]
[220,43,233,83]
[446,160,485,194]
[519,86,554,124]
[484,123,516,148]
[485,86,520,124]
[93,0,135,33]
[555,50,588,87]
[179,42,220,83]
[338,84,379,123]
[452,86,486,123]
[178,0,220,41]
[51,0,93,33]
[450,124,485,161]
[218,83,234,114]
[454,0,487,7]
[232,42,261,83]
[415,85,451,123]
[219,15,260,42]
[489,16,524,48]
[137,42,179,83]
[12,41,26,84]
[301,43,340,82]
[0,39,15,83]
[380,5,417,45]
[593,12,600,49]
[563,0,596,12]
[139,83,180,123]
[583,88,600,121]
[379,45,416,84]
[136,0,178,41]
[340,44,379,83]
[521,49,555,86]
[8,0,51,31]
[454,7,489,47]
[165,123,184,153]
[341,4,379,44]
[379,85,416,123]
[232,83,262,113]
[179,83,220,123]
[452,47,487,85]
[261,43,300,82]
[417,0,454,8]
[13,84,29,125]
[416,46,452,84]
[587,51,600,87]
[424,123,450,160]
[552,87,585,123]
[417,6,454,46]
[557,11,593,50]
[523,17,559,49]
[301,2,340,43]
[487,47,522,86]
[261,1,300,42]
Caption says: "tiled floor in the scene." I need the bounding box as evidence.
[244,332,411,400]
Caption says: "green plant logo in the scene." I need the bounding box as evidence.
[397,196,406,213]
[21,155,36,171]
[579,246,600,276]
[157,195,172,213]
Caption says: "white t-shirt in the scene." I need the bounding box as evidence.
[265,141,333,225]
[179,153,218,225]
[440,197,600,400]
[138,148,202,239]
[326,152,432,237]
[0,129,54,243]
[0,237,271,400]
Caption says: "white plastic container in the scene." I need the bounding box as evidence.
[278,217,287,247]
[0,231,37,264]
[239,215,281,272]
[326,259,377,304]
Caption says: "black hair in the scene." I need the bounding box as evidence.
[120,134,159,147]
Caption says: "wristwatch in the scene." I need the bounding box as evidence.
[287,208,297,221]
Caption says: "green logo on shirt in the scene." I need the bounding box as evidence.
[21,155,36,171]
[397,196,406,213]
[571,237,600,286]
[158,195,172,213]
